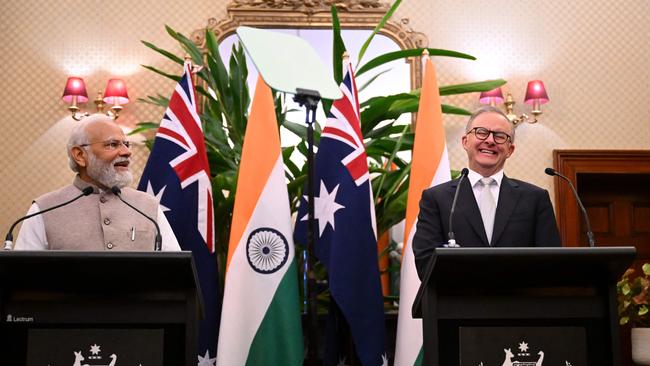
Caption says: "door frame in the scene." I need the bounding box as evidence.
[553,150,650,246]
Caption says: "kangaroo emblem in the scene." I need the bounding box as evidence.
[72,351,89,366]
[501,348,514,366]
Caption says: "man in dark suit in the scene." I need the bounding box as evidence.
[412,106,561,278]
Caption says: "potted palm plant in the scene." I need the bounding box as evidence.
[618,263,650,364]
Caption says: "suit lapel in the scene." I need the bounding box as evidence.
[491,175,520,245]
[451,178,489,245]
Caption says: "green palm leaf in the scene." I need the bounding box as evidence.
[357,48,476,77]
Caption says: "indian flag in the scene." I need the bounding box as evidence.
[394,55,451,366]
[216,76,303,365]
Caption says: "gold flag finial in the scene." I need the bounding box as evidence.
[184,55,204,74]
[342,51,350,61]
[421,48,430,57]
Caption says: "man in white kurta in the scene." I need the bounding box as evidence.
[14,114,180,251]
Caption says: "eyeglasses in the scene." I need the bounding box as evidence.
[466,127,512,144]
[79,139,131,150]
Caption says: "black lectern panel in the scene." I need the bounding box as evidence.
[412,247,636,366]
[0,251,202,366]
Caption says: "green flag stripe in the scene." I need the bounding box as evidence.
[415,346,423,365]
[246,258,303,366]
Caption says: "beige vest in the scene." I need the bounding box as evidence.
[35,176,159,251]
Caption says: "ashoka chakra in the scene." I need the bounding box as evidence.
[246,227,289,274]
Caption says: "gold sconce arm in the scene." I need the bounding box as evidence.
[504,92,540,125]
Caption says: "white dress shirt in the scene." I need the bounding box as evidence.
[467,168,504,207]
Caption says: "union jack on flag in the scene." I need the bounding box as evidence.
[321,62,370,187]
[295,61,386,366]
[138,61,220,364]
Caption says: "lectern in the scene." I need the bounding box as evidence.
[413,247,635,366]
[0,251,203,365]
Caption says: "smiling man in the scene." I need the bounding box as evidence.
[14,114,180,251]
[412,106,561,278]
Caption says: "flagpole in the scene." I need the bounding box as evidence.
[294,88,321,366]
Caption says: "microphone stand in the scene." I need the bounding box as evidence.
[4,187,94,250]
[111,187,162,251]
[293,88,321,366]
[545,168,596,247]
[447,168,469,247]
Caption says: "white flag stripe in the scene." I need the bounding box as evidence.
[395,222,421,365]
[431,147,451,187]
[395,148,451,366]
[216,157,295,365]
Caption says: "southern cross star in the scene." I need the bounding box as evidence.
[197,350,216,366]
[145,181,170,212]
[301,181,345,236]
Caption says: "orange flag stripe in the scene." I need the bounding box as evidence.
[404,58,446,246]
[226,76,281,272]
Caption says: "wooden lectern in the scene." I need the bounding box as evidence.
[0,251,203,365]
[413,247,635,366]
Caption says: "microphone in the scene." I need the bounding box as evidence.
[545,167,595,247]
[110,186,162,251]
[447,168,469,247]
[4,186,94,250]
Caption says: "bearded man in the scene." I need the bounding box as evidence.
[15,114,180,251]
[412,106,561,278]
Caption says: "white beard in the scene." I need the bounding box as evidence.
[86,152,133,189]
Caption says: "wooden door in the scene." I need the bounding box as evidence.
[553,150,650,366]
[553,150,650,255]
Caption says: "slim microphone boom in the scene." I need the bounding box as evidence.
[545,167,596,247]
[4,186,94,250]
[447,168,469,247]
[110,186,162,251]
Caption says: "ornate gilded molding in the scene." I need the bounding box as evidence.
[190,0,428,88]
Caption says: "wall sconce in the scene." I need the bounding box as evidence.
[62,77,129,121]
[479,80,549,126]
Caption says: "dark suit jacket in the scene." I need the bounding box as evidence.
[412,175,561,278]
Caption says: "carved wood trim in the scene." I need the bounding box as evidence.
[190,0,428,89]
[552,149,650,246]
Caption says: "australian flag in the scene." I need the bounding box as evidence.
[138,61,220,364]
[295,61,386,366]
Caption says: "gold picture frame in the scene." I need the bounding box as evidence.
[190,0,428,89]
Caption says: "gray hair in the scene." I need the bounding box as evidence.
[66,114,113,172]
[464,105,515,142]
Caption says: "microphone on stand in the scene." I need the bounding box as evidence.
[110,186,162,251]
[4,186,94,250]
[545,167,596,247]
[447,168,469,247]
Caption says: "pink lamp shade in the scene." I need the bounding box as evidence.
[103,78,129,105]
[62,77,89,104]
[479,87,504,105]
[524,80,549,105]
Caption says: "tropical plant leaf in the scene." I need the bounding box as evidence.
[357,0,402,65]
[141,40,185,65]
[205,30,230,97]
[373,124,408,202]
[164,25,203,66]
[140,65,182,83]
[331,5,346,85]
[128,122,159,136]
[357,47,476,77]
[357,68,391,93]
[442,105,472,116]
[136,94,169,108]
[439,79,507,95]
[282,120,309,140]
